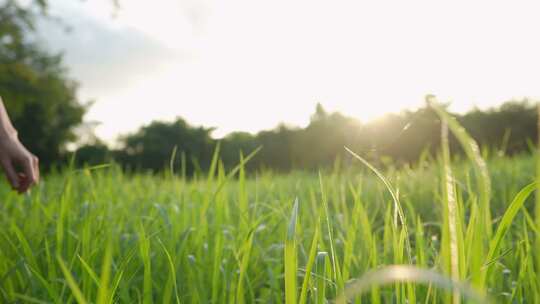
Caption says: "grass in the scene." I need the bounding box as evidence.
[1,105,540,303]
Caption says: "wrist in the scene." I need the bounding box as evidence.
[0,97,17,141]
[0,125,18,141]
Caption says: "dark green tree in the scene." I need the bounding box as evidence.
[220,131,259,170]
[293,103,362,169]
[460,99,537,154]
[74,142,111,167]
[253,124,299,171]
[117,118,215,173]
[0,1,85,167]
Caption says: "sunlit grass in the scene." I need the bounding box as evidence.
[1,104,539,303]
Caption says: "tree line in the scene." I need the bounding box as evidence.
[75,100,538,174]
[1,1,538,174]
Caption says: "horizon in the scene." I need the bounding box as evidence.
[101,97,534,141]
[37,0,540,143]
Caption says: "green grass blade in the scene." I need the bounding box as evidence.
[441,121,461,304]
[77,255,100,288]
[345,147,413,264]
[285,198,299,304]
[207,142,221,183]
[138,222,153,304]
[319,172,344,293]
[12,293,50,304]
[235,229,254,304]
[57,255,88,304]
[299,217,320,304]
[96,240,113,304]
[314,252,329,304]
[483,181,538,281]
[169,145,178,176]
[158,238,181,304]
[427,96,492,237]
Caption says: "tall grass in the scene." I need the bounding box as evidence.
[0,102,539,303]
[440,120,461,304]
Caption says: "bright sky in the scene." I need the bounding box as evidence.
[40,0,540,142]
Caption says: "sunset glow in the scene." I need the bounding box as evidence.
[43,0,540,141]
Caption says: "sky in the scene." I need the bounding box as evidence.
[37,0,540,142]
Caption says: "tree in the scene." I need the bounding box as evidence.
[117,118,215,174]
[254,124,299,171]
[0,1,85,167]
[460,99,537,154]
[295,104,362,169]
[220,131,259,170]
[74,142,111,167]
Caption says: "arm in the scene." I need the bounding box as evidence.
[0,96,39,193]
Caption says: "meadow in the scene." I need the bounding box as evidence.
[1,104,539,303]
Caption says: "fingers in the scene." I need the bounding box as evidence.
[1,159,20,191]
[33,155,39,184]
[0,154,39,193]
[0,134,40,193]
[20,155,38,192]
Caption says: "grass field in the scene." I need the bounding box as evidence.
[1,106,540,303]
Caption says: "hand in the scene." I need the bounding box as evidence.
[0,136,39,193]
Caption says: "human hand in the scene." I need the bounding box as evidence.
[0,136,39,193]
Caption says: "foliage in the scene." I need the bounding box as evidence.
[0,0,86,167]
[115,118,214,174]
[74,142,112,167]
[0,142,538,302]
[81,100,538,174]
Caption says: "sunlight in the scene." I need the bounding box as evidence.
[51,0,540,142]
